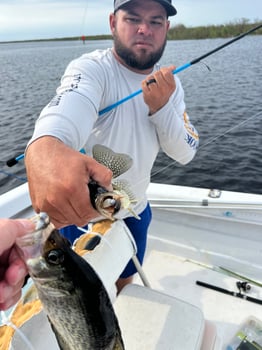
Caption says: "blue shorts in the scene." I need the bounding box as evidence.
[60,203,152,279]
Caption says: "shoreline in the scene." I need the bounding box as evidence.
[1,21,261,44]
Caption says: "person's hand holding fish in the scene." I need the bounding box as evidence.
[0,218,35,310]
[142,65,176,115]
[25,136,113,228]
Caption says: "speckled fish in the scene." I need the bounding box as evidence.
[89,144,140,220]
[16,213,125,350]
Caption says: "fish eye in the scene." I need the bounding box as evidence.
[50,238,56,245]
[46,249,64,265]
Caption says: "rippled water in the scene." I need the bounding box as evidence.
[0,37,261,195]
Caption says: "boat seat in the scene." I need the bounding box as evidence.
[114,283,206,350]
[77,219,139,298]
[76,220,217,349]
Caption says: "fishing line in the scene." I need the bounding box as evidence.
[149,234,262,285]
[79,0,89,44]
[5,23,262,167]
[76,226,113,249]
[3,111,261,209]
[199,61,211,72]
[0,169,27,183]
[149,111,262,181]
[0,310,35,350]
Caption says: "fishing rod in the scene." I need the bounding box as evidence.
[196,280,262,306]
[6,23,262,167]
[98,23,262,114]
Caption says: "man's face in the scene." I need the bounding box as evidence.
[110,0,170,72]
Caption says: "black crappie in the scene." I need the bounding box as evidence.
[16,213,124,350]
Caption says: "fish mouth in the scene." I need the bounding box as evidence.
[94,191,122,220]
[16,213,53,267]
[16,213,67,279]
[91,144,139,219]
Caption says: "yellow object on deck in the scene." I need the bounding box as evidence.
[0,299,42,350]
[74,220,113,256]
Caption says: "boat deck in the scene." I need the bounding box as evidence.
[135,247,262,347]
[132,207,262,349]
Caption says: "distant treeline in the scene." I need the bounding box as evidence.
[167,19,262,40]
[80,20,262,41]
[1,19,261,44]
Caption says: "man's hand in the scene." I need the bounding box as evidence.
[25,137,113,228]
[142,65,176,115]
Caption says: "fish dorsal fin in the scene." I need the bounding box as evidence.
[112,179,141,220]
[112,179,137,202]
[92,144,133,178]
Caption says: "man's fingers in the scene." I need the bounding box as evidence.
[0,220,35,255]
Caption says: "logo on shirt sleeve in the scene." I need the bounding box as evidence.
[183,112,199,150]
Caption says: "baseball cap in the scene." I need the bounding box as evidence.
[114,0,177,17]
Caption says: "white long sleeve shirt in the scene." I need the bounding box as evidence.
[29,48,199,216]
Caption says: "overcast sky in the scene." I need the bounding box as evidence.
[0,0,261,42]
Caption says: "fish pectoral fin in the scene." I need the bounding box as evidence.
[92,144,133,178]
[112,179,137,202]
[22,283,39,304]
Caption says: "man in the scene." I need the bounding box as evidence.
[0,219,35,310]
[25,0,199,291]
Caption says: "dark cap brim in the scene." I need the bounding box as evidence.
[114,0,177,17]
[156,0,177,16]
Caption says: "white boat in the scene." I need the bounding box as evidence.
[0,182,262,349]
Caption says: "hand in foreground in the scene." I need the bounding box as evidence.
[142,65,176,115]
[0,219,35,310]
[25,136,113,228]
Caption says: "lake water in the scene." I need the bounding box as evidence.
[0,37,261,195]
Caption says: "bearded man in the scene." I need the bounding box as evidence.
[25,0,199,292]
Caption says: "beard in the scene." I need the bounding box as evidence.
[113,32,167,70]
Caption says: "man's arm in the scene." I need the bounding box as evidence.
[142,66,199,164]
[25,136,113,228]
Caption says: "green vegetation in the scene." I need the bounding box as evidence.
[167,19,262,40]
[1,19,261,44]
[79,19,262,41]
[45,34,112,42]
[1,34,113,44]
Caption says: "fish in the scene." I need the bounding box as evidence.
[16,212,125,350]
[89,144,140,220]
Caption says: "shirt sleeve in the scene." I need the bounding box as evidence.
[149,76,199,165]
[28,56,104,150]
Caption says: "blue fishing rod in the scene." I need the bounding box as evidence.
[6,23,262,168]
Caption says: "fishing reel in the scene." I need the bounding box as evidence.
[236,281,251,293]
